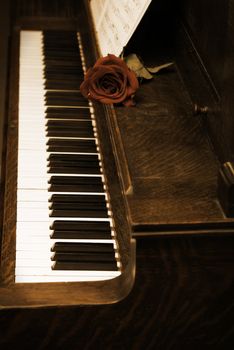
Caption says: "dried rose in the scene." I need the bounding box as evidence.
[80,54,139,107]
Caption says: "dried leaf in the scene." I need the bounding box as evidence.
[124,53,153,80]
[147,62,174,74]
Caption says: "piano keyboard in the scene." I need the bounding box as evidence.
[15,30,121,283]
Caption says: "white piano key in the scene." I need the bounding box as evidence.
[17,189,107,202]
[16,220,52,232]
[17,201,49,209]
[15,266,120,277]
[16,251,52,260]
[15,270,121,283]
[16,238,114,248]
[17,207,111,221]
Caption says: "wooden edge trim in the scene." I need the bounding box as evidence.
[0,239,136,309]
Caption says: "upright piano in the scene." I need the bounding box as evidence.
[0,0,234,349]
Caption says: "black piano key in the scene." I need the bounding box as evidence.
[48,184,103,192]
[51,251,115,262]
[47,166,101,175]
[44,68,83,76]
[47,166,100,174]
[43,46,80,53]
[49,202,107,212]
[50,220,111,232]
[49,194,106,205]
[49,208,108,218]
[45,96,88,107]
[44,72,83,81]
[49,200,106,209]
[48,175,104,192]
[46,119,93,127]
[45,91,85,98]
[51,242,115,253]
[46,139,97,153]
[45,91,86,101]
[46,120,93,129]
[52,261,118,271]
[46,120,94,136]
[47,153,98,162]
[48,175,102,184]
[43,43,79,49]
[44,80,82,90]
[50,230,111,239]
[44,40,80,47]
[43,58,81,66]
[47,155,101,174]
[47,160,99,168]
[44,66,83,75]
[46,129,94,138]
[43,50,81,58]
[45,107,91,119]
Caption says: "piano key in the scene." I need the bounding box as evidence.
[50,219,111,229]
[46,119,93,129]
[44,80,83,90]
[15,269,120,282]
[16,261,120,282]
[17,207,110,221]
[49,193,106,203]
[15,275,120,283]
[46,128,94,138]
[52,261,118,271]
[46,139,97,152]
[48,178,104,193]
[47,166,101,175]
[47,153,99,161]
[48,194,107,209]
[46,107,91,119]
[49,201,107,210]
[51,251,116,262]
[49,209,108,218]
[51,242,115,253]
[17,189,107,202]
[45,76,85,87]
[50,230,111,239]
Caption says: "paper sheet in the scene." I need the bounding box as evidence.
[90,0,152,57]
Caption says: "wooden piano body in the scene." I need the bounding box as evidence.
[0,0,234,348]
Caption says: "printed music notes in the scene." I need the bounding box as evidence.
[90,0,152,57]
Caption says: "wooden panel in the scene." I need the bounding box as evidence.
[179,0,234,163]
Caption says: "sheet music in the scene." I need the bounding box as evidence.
[90,0,152,57]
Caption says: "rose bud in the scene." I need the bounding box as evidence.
[80,54,139,107]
